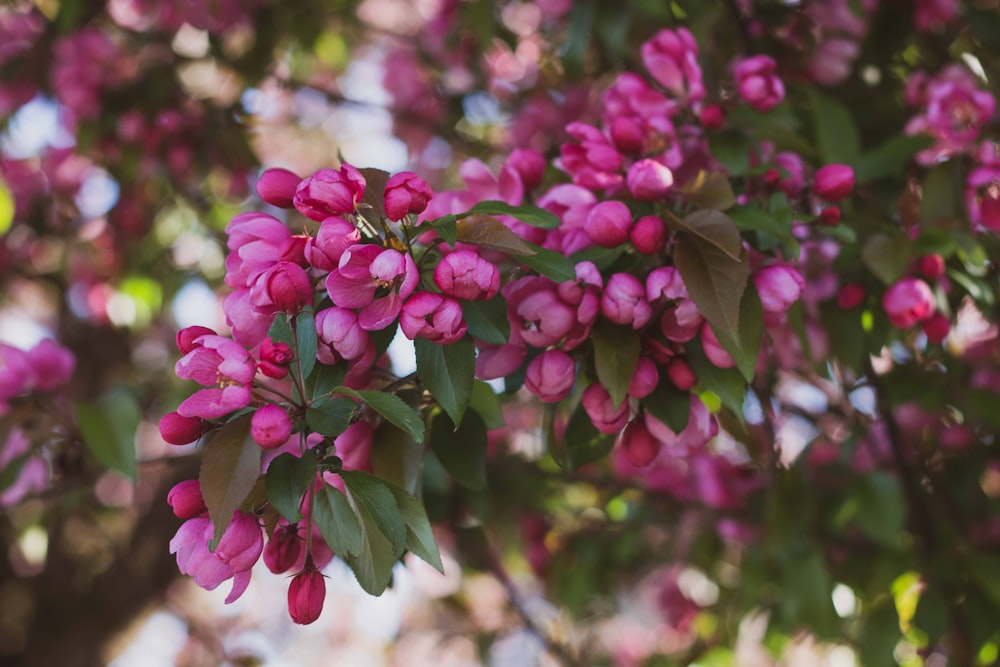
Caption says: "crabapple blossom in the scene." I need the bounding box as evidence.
[249,261,313,315]
[734,55,785,113]
[159,411,205,445]
[626,159,674,201]
[666,357,697,391]
[167,480,207,519]
[700,323,736,369]
[174,335,255,419]
[259,338,293,379]
[176,326,217,355]
[813,164,855,202]
[265,522,305,574]
[631,215,666,254]
[585,200,632,247]
[400,292,467,344]
[315,307,370,365]
[383,171,434,220]
[255,167,301,208]
[170,511,262,604]
[288,566,326,625]
[640,27,705,106]
[252,404,294,449]
[916,254,946,280]
[883,278,935,329]
[582,382,630,434]
[294,165,366,220]
[602,273,652,329]
[224,212,291,289]
[923,313,950,343]
[753,264,805,324]
[305,217,362,272]
[559,122,624,190]
[619,419,660,467]
[507,148,547,190]
[628,357,659,399]
[524,349,576,403]
[326,245,419,331]
[433,251,500,301]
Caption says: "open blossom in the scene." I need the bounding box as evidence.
[175,335,255,419]
[434,251,500,300]
[384,171,434,220]
[305,217,361,271]
[170,511,263,604]
[294,165,366,220]
[224,212,291,288]
[640,27,704,107]
[325,245,419,331]
[400,292,467,344]
[559,122,624,190]
[647,267,704,342]
[734,55,785,113]
[753,264,805,324]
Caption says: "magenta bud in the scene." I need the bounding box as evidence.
[837,283,866,309]
[916,254,945,280]
[251,404,294,449]
[508,148,547,190]
[699,104,725,129]
[818,207,841,226]
[524,349,576,403]
[168,479,206,518]
[288,567,326,625]
[256,168,302,208]
[814,164,855,202]
[433,250,501,301]
[294,165,366,220]
[159,411,205,445]
[384,171,434,220]
[582,382,630,434]
[626,159,674,200]
[264,523,305,574]
[628,357,659,399]
[734,55,785,113]
[922,313,950,344]
[882,277,935,329]
[631,215,666,254]
[249,261,314,315]
[666,358,697,391]
[619,419,660,467]
[176,325,216,354]
[586,200,633,247]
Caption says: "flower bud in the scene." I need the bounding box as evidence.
[631,215,666,254]
[602,273,653,329]
[249,261,313,315]
[701,322,735,369]
[251,404,294,449]
[883,278,935,329]
[28,339,75,390]
[922,312,950,344]
[216,511,264,571]
[176,325,216,354]
[734,55,785,113]
[585,201,632,247]
[836,283,866,309]
[524,350,576,403]
[288,566,326,625]
[508,148,547,190]
[259,338,293,379]
[384,171,434,220]
[256,168,302,208]
[699,104,725,129]
[814,164,855,202]
[400,292,467,345]
[159,411,205,445]
[433,251,500,301]
[753,264,804,323]
[626,159,674,201]
[916,253,945,280]
[582,382,630,434]
[818,206,841,226]
[619,419,660,467]
[666,357,697,391]
[628,357,659,399]
[305,217,361,272]
[264,522,305,574]
[167,479,206,518]
[294,166,366,220]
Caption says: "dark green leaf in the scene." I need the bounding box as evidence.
[809,88,860,164]
[313,482,363,558]
[781,548,838,636]
[643,383,690,434]
[461,200,560,229]
[708,129,751,176]
[428,214,457,246]
[333,387,424,442]
[340,470,408,595]
[370,420,423,492]
[729,205,798,258]
[76,388,140,480]
[268,313,294,347]
[678,171,736,210]
[305,397,356,437]
[854,473,905,546]
[308,362,348,405]
[862,233,911,285]
[592,321,640,409]
[429,409,488,490]
[414,336,475,427]
[564,402,615,469]
[265,451,317,522]
[858,601,901,667]
[456,214,536,255]
[686,342,747,415]
[921,162,963,226]
[198,414,261,548]
[470,380,505,430]
[518,243,577,282]
[384,481,443,572]
[294,308,317,380]
[671,210,743,259]
[852,135,934,182]
[462,296,510,346]
[714,283,763,383]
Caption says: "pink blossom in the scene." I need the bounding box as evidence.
[966,158,1000,231]
[288,566,326,625]
[0,429,47,506]
[259,338,293,379]
[700,323,736,369]
[170,512,261,604]
[582,382,630,434]
[524,349,576,403]
[922,313,950,343]
[400,292,467,345]
[644,397,719,452]
[177,326,217,354]
[506,276,577,348]
[305,217,362,272]
[507,148,547,190]
[224,212,291,289]
[772,152,805,197]
[666,358,697,391]
[631,215,667,254]
[325,245,419,331]
[223,289,271,348]
[882,278,935,328]
[434,251,500,300]
[640,27,705,107]
[585,200,633,247]
[626,159,674,201]
[734,55,785,113]
[475,343,527,380]
[159,411,205,445]
[336,421,374,472]
[175,335,255,419]
[315,307,371,365]
[168,480,207,518]
[914,0,960,32]
[384,171,434,220]
[807,38,860,86]
[249,261,313,315]
[602,273,653,329]
[264,521,305,574]
[814,164,855,202]
[294,165,366,220]
[256,168,302,208]
[753,265,805,325]
[700,105,725,129]
[558,122,624,190]
[628,357,659,399]
[619,419,660,467]
[252,404,294,449]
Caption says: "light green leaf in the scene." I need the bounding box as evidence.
[334,387,424,442]
[0,179,13,235]
[76,388,140,481]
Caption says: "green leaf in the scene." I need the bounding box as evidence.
[461,296,510,345]
[333,388,424,442]
[564,402,615,469]
[708,129,751,175]
[370,419,423,492]
[461,200,560,229]
[265,451,317,522]
[305,397,356,437]
[673,231,750,357]
[780,548,838,636]
[312,482,363,558]
[678,171,736,210]
[714,283,763,383]
[267,313,293,347]
[75,388,140,481]
[198,414,262,548]
[858,600,901,667]
[862,233,912,285]
[854,473,905,546]
[643,383,690,434]
[429,409,488,490]
[470,380,505,430]
[294,308,317,380]
[340,470,408,595]
[455,214,535,255]
[414,336,475,427]
[0,452,31,494]
[308,362,347,404]
[428,214,457,246]
[384,481,444,572]
[0,180,14,236]
[671,210,743,260]
[967,553,1000,608]
[518,243,577,282]
[686,342,747,416]
[852,135,934,182]
[592,321,640,409]
[921,162,963,225]
[729,205,798,258]
[808,88,860,164]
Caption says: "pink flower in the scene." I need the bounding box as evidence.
[264,521,305,574]
[175,335,255,419]
[666,357,697,391]
[734,55,785,113]
[582,382,630,434]
[507,148,547,190]
[177,326,217,354]
[315,307,371,365]
[433,251,501,301]
[753,264,805,325]
[701,322,736,369]
[224,212,291,289]
[336,421,374,472]
[814,164,855,202]
[585,200,632,247]
[169,512,261,604]
[25,339,75,391]
[0,429,47,506]
[400,292,467,345]
[259,338,293,379]
[294,165,366,220]
[837,283,867,309]
[922,312,950,343]
[249,261,314,315]
[967,161,1000,231]
[619,419,660,467]
[602,273,652,329]
[647,267,704,342]
[640,27,705,106]
[772,152,805,197]
[223,289,271,349]
[256,168,302,208]
[252,404,294,449]
[325,245,419,331]
[475,343,527,380]
[628,357,659,399]
[644,397,719,452]
[914,0,959,31]
[506,277,577,348]
[168,480,207,518]
[305,217,361,272]
[807,38,860,86]
[883,278,935,328]
[288,566,326,625]
[627,159,674,200]
[631,215,666,254]
[558,122,624,190]
[159,411,205,445]
[524,350,576,403]
[384,171,434,220]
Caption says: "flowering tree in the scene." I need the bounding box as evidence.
[2,0,1000,665]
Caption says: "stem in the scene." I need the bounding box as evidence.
[289,314,310,408]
